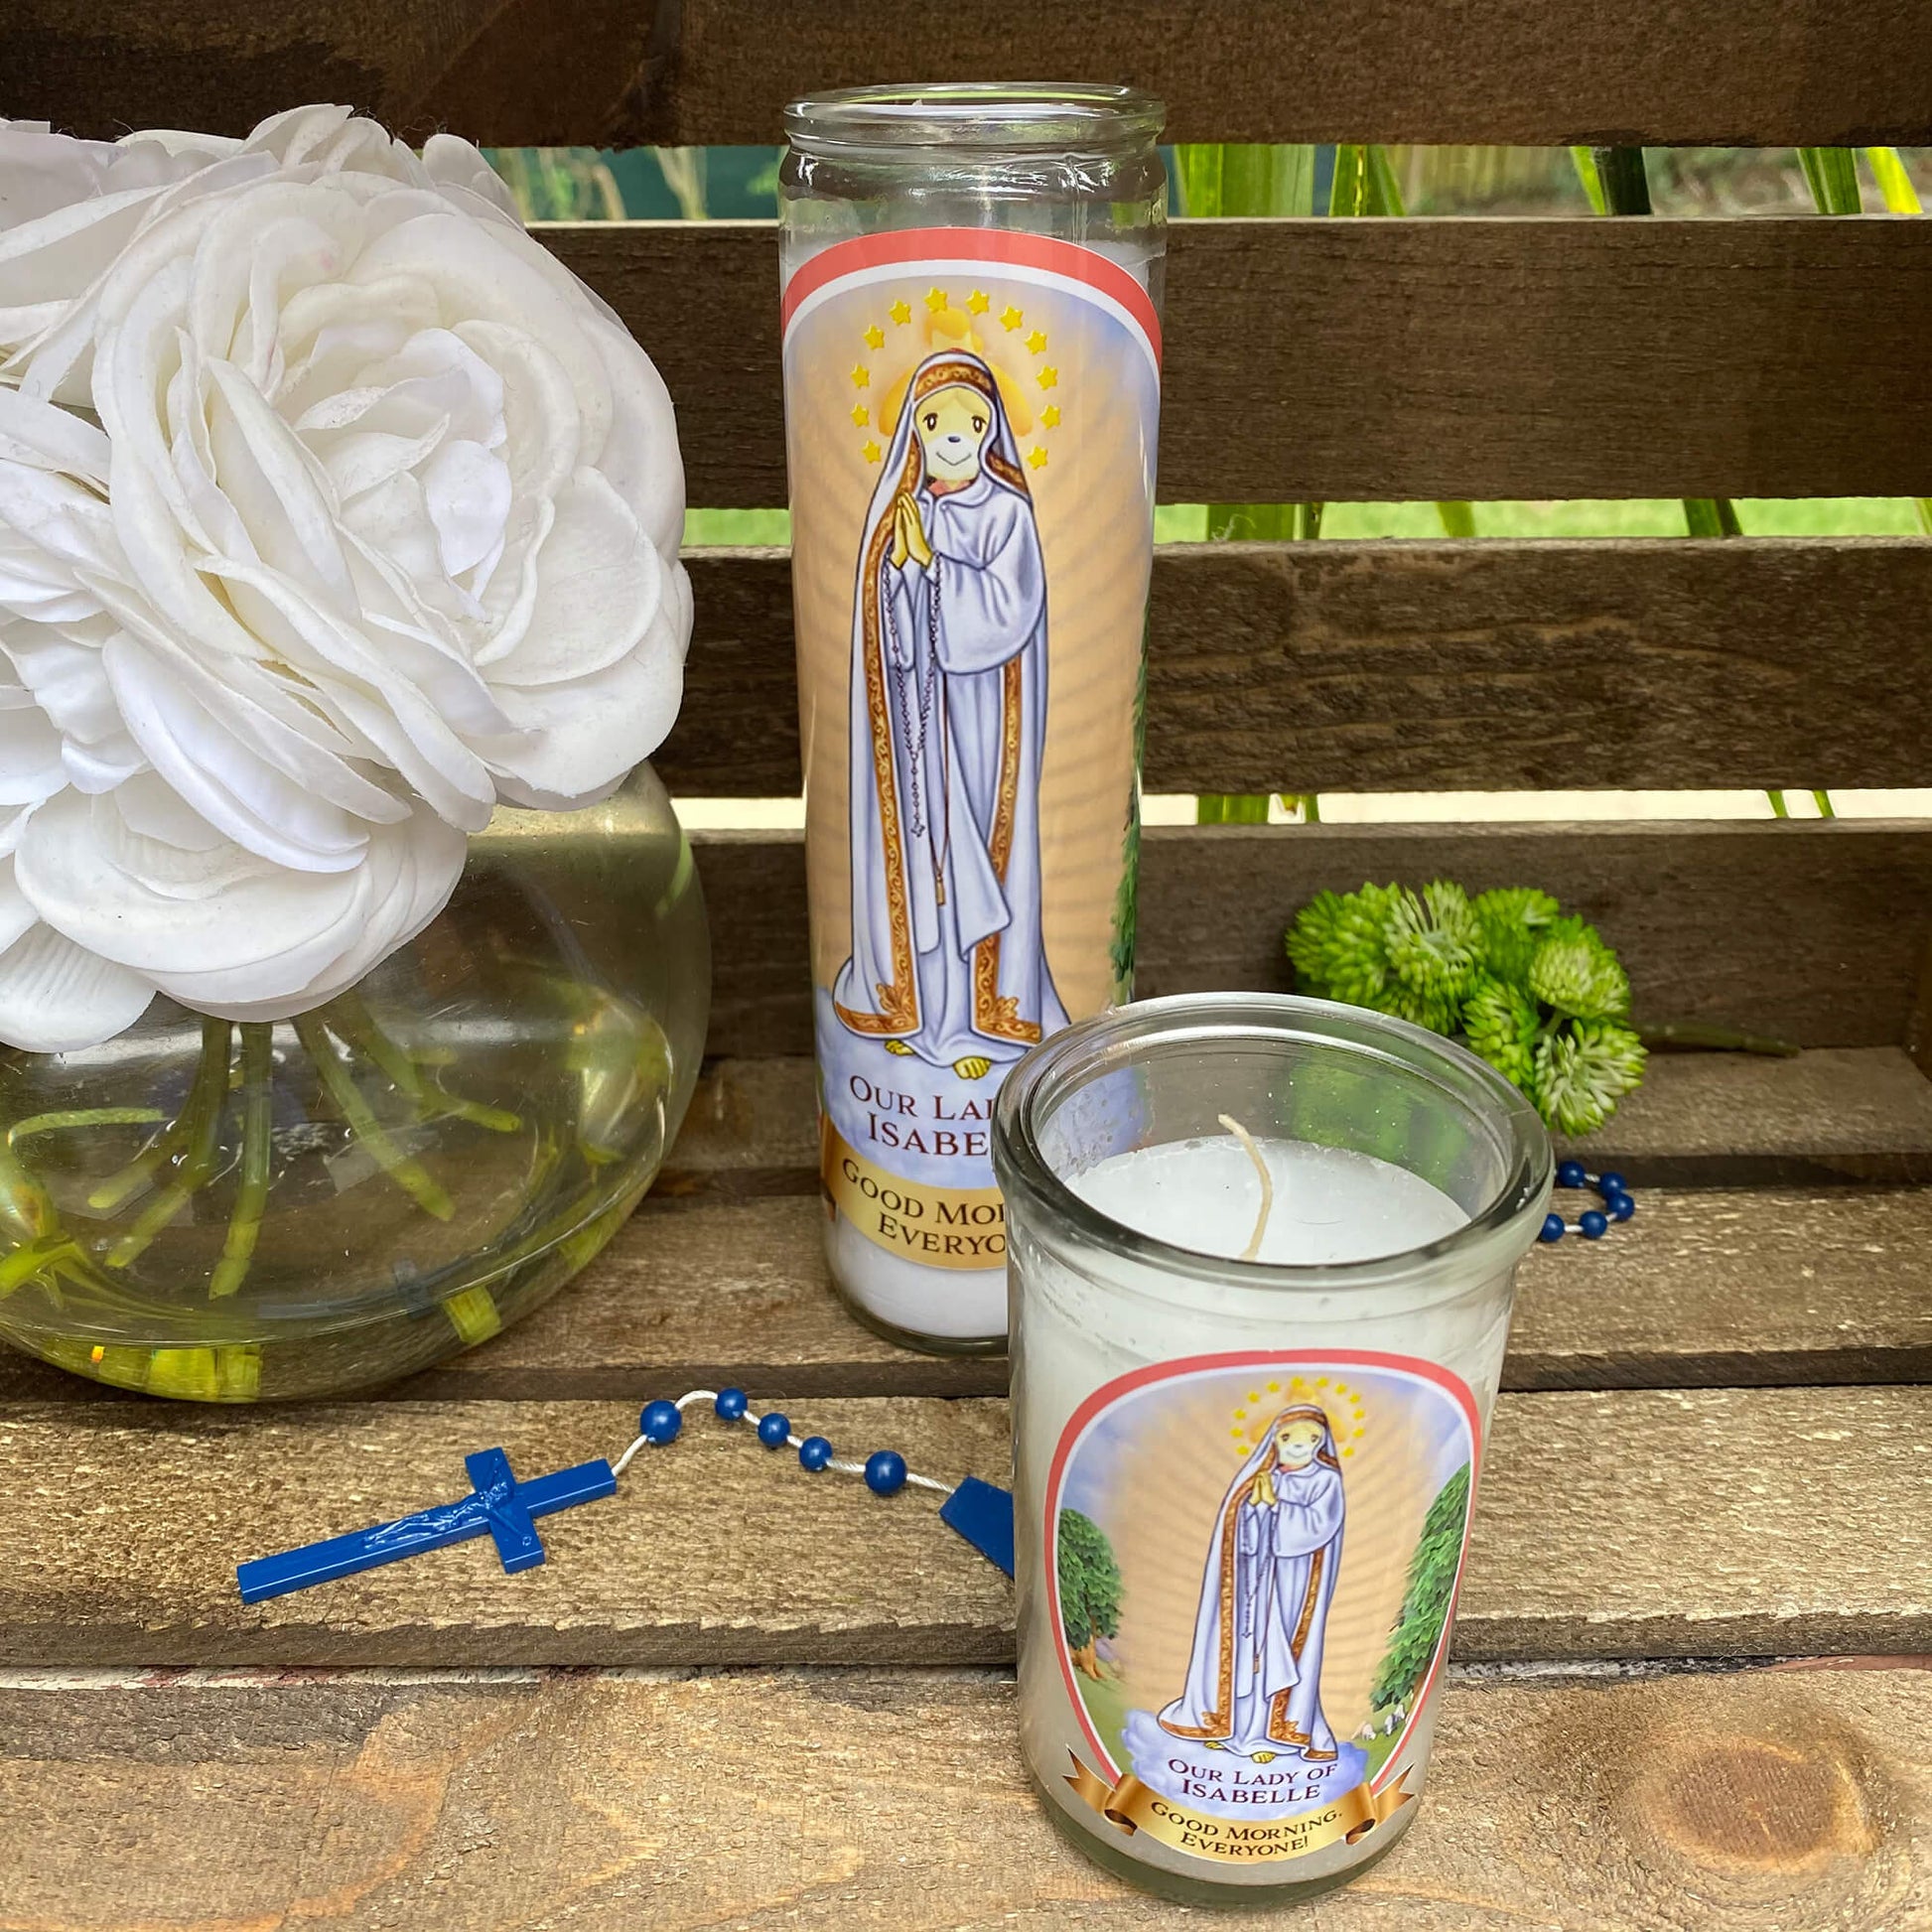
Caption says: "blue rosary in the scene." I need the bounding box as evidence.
[236,1386,1015,1603]
[238,1177,1636,1602]
[1538,1162,1638,1243]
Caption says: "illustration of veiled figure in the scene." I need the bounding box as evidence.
[1160,1406,1345,1762]
[835,348,1067,1081]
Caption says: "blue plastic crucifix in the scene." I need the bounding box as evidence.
[236,1448,618,1604]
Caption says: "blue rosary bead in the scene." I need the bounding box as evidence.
[1539,1212,1566,1243]
[757,1412,790,1448]
[1607,1192,1636,1222]
[1579,1209,1609,1239]
[865,1450,908,1495]
[714,1388,749,1421]
[639,1399,682,1446]
[799,1436,834,1471]
[1597,1172,1627,1196]
[1556,1159,1588,1188]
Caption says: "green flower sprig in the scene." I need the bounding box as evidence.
[1287,883,1646,1134]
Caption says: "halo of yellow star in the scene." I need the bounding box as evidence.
[1230,1376,1369,1458]
[851,287,1066,471]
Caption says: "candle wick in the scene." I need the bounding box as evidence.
[1218,1114,1274,1262]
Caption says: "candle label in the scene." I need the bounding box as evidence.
[1043,1351,1481,1865]
[782,230,1161,1271]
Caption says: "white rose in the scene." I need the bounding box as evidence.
[1,379,464,1049]
[1,105,519,403]
[0,113,690,1054]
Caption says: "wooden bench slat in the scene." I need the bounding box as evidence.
[698,823,1932,1059]
[2,1387,1928,1664]
[14,0,1932,147]
[547,219,1932,506]
[661,1049,1932,1189]
[0,1662,1920,1927]
[2,1048,1926,1406]
[342,1183,1932,1402]
[13,1182,1932,1408]
[407,1179,1932,1400]
[649,1,1932,149]
[672,539,1932,796]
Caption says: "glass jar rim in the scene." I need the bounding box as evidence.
[992,992,1555,1297]
[783,82,1166,156]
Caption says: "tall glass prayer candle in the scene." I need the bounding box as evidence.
[779,85,1167,1352]
[994,995,1553,1904]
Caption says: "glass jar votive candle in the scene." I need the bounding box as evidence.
[993,993,1553,1904]
[778,84,1167,1354]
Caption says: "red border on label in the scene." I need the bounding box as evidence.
[779,226,1163,366]
[1042,1349,1483,1795]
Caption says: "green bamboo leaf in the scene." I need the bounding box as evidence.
[1798,147,1863,215]
[1328,142,1406,218]
[1865,147,1923,213]
[1589,146,1653,216]
[1175,143,1313,218]
[1681,497,1742,538]
[1570,146,1608,215]
[1196,794,1273,824]
[1328,143,1370,217]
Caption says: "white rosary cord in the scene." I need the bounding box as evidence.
[612,1388,950,1492]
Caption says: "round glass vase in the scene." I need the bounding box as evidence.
[0,765,709,1401]
[994,994,1552,1907]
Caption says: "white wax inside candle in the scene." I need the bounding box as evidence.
[827,1209,1006,1340]
[1068,1136,1468,1265]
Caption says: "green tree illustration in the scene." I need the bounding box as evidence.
[1107,612,1150,1003]
[1058,1508,1124,1680]
[1369,1463,1471,1713]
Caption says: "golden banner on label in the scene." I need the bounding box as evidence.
[820,1119,1009,1272]
[1063,1754,1415,1865]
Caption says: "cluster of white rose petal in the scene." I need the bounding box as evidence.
[0,106,691,1054]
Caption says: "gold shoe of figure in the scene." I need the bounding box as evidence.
[1301,1748,1336,1763]
[884,1039,914,1056]
[953,1055,993,1080]
[1250,1751,1278,1764]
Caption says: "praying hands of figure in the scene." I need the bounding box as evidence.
[891,491,933,571]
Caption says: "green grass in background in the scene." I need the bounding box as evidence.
[690,501,1922,546]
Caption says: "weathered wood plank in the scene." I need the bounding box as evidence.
[12,0,1932,146]
[0,1662,1924,1929]
[651,0,1932,148]
[0,1388,1927,1664]
[697,823,1932,1059]
[10,1050,1922,1407]
[1,0,661,149]
[249,1180,1917,1405]
[670,539,1932,797]
[658,1048,1932,1191]
[546,219,1932,506]
[415,1182,1932,1400]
